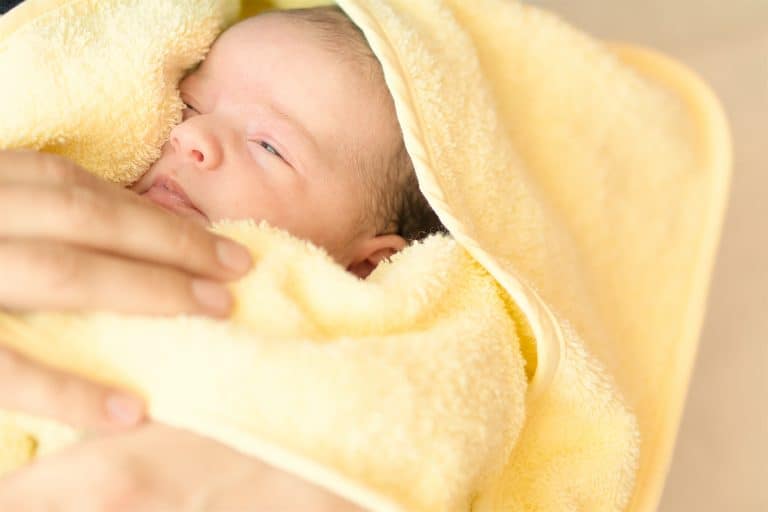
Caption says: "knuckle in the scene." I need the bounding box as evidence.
[170,218,201,257]
[0,347,21,373]
[101,459,135,491]
[54,374,108,425]
[100,462,153,511]
[29,244,83,293]
[69,454,140,510]
[38,153,86,185]
[139,266,193,315]
[55,184,111,232]
[0,240,91,304]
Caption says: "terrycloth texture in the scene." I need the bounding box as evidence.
[0,0,240,184]
[0,0,731,511]
[328,2,731,510]
[0,221,534,512]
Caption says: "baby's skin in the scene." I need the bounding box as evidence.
[131,12,406,278]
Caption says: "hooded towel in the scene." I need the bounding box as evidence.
[0,0,731,510]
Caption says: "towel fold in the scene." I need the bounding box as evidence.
[0,0,731,510]
[0,220,534,511]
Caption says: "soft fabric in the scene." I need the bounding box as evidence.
[0,0,731,511]
[0,220,536,512]
[0,0,239,184]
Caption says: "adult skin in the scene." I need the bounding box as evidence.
[0,150,364,511]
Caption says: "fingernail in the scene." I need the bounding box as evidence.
[106,394,144,425]
[192,279,232,315]
[216,239,252,274]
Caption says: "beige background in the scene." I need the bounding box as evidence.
[530,1,767,510]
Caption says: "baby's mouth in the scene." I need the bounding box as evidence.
[141,176,209,225]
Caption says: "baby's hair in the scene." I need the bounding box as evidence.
[275,5,449,242]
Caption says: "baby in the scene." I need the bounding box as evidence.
[130,5,447,279]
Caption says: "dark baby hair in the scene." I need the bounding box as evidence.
[277,5,449,242]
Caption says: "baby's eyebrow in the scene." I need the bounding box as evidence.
[264,100,320,155]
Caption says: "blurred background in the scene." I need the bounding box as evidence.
[530,1,767,510]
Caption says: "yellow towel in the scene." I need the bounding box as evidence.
[0,0,239,184]
[0,0,731,511]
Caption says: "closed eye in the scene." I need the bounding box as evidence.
[181,102,199,121]
[259,141,283,159]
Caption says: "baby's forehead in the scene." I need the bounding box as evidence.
[221,10,371,68]
[213,14,306,54]
[199,10,402,173]
[218,11,339,48]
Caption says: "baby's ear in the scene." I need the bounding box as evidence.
[346,234,407,279]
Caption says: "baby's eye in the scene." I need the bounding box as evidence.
[259,141,283,159]
[181,102,199,121]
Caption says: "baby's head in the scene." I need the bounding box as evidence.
[132,6,446,278]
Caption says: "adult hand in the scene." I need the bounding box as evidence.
[0,150,253,318]
[0,346,145,431]
[0,422,367,512]
[0,151,366,510]
[0,349,365,511]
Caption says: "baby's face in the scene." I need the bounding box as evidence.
[132,13,397,265]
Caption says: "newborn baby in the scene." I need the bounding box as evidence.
[131,6,447,279]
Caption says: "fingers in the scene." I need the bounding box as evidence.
[0,149,111,188]
[0,438,112,511]
[0,150,252,316]
[0,239,233,317]
[0,347,145,433]
[0,425,162,512]
[0,151,252,283]
[0,182,252,281]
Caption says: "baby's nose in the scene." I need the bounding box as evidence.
[170,123,222,170]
